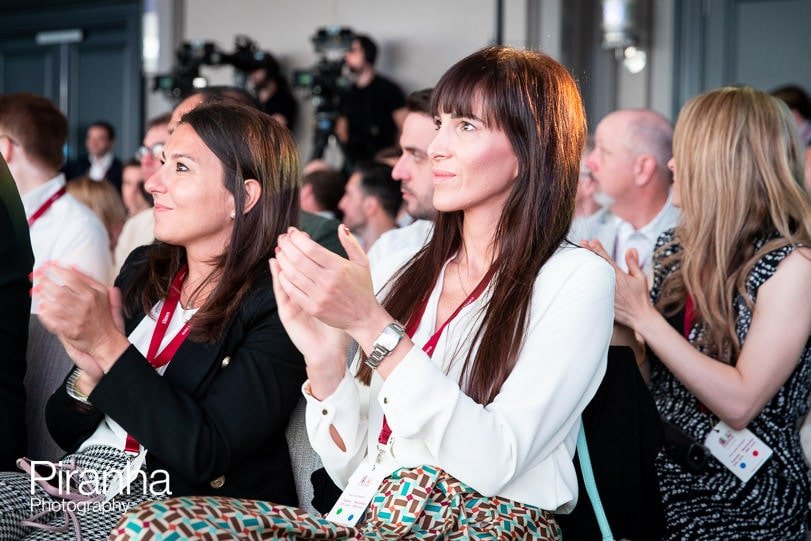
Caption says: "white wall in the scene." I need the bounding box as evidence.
[648,0,674,118]
[181,0,529,159]
[144,0,184,123]
[185,0,527,91]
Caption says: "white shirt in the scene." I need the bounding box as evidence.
[572,193,680,275]
[304,244,614,512]
[23,174,112,312]
[366,219,434,293]
[78,301,196,452]
[88,152,114,181]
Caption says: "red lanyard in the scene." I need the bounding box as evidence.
[124,265,192,453]
[377,267,495,446]
[27,186,66,226]
[145,265,193,368]
[683,294,696,339]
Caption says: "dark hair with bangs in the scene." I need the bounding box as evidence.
[356,46,586,404]
[125,102,300,341]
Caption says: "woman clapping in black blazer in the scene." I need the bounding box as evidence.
[0,102,305,541]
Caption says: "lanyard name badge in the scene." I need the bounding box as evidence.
[703,421,773,483]
[683,296,773,482]
[326,268,494,527]
[111,266,192,498]
[27,186,66,227]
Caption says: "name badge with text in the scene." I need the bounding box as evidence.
[326,446,391,527]
[704,421,772,483]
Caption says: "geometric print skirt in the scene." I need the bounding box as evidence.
[111,465,561,540]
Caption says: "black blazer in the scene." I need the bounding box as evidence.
[45,245,306,505]
[63,155,123,192]
[0,157,34,469]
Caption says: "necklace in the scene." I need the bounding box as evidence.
[180,281,204,311]
[455,258,471,298]
[180,290,197,311]
[180,267,216,311]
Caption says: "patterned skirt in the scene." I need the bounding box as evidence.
[111,466,560,540]
[0,445,165,541]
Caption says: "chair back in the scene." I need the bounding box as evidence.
[23,315,72,461]
[556,346,665,540]
[285,397,324,515]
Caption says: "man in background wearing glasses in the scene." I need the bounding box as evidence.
[113,113,170,275]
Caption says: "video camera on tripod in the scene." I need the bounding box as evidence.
[154,35,276,100]
[293,26,355,160]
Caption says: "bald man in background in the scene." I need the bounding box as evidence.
[575,108,679,275]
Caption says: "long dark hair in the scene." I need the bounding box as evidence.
[125,102,300,341]
[357,47,586,404]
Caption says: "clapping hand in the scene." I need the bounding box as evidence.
[270,225,383,398]
[33,263,128,382]
[581,239,654,331]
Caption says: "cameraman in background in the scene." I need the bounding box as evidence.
[249,54,298,129]
[335,34,407,170]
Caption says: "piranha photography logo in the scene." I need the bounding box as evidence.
[27,460,171,515]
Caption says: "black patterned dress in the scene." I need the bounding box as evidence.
[649,229,811,540]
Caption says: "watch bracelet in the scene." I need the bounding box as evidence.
[363,321,406,369]
[66,368,92,405]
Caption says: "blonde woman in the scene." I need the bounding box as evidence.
[587,86,811,539]
[66,176,127,255]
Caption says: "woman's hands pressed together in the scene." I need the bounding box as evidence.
[270,225,393,398]
[33,262,129,386]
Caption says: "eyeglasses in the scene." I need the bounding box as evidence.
[135,142,165,161]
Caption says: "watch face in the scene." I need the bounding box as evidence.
[378,326,401,351]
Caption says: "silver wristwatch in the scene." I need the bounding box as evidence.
[364,321,406,369]
[66,368,92,405]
